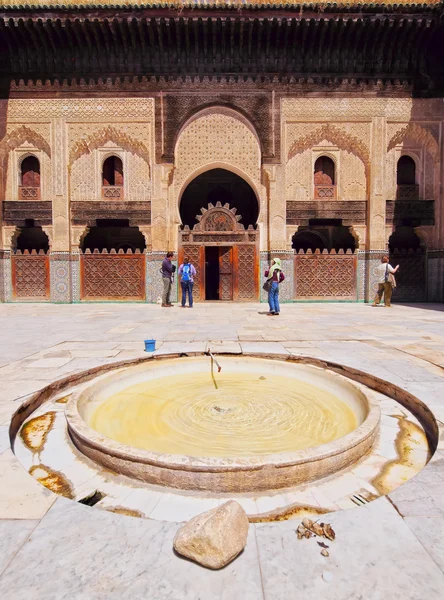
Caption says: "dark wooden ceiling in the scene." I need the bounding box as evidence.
[0,13,443,92]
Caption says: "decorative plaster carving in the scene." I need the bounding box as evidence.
[288,124,370,167]
[69,126,150,170]
[0,126,51,157]
[387,123,440,163]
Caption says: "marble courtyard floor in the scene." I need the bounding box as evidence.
[1,301,444,600]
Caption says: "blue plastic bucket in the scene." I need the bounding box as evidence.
[144,339,156,352]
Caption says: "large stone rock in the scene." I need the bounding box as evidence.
[173,500,249,569]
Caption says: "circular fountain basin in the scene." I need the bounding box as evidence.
[66,355,380,492]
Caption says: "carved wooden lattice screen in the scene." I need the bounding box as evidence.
[235,245,258,300]
[12,254,49,299]
[219,247,233,300]
[294,252,357,300]
[80,253,145,300]
[389,252,426,302]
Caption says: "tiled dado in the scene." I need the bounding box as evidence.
[50,253,73,303]
[146,252,178,304]
[0,249,443,303]
[0,250,12,303]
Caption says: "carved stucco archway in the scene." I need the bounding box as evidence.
[69,125,150,172]
[0,126,51,158]
[287,123,370,183]
[387,123,439,163]
[0,126,51,200]
[172,107,265,231]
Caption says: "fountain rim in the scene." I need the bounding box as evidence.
[65,353,381,472]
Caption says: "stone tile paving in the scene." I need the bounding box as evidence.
[1,302,444,598]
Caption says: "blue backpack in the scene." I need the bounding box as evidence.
[182,264,191,282]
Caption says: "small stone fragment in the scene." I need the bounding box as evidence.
[321,549,330,557]
[173,500,249,569]
[296,524,306,535]
[323,523,336,541]
[311,522,324,537]
[302,518,313,529]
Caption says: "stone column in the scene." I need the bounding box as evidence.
[50,118,73,302]
[0,148,8,301]
[365,117,388,301]
[265,165,286,252]
[151,163,171,252]
[147,164,176,303]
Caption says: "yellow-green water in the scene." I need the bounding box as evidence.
[89,372,359,458]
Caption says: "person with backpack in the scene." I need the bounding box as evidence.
[178,257,197,308]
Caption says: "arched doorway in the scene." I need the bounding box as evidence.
[179,169,259,302]
[180,169,259,229]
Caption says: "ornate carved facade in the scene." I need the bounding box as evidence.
[0,1,443,302]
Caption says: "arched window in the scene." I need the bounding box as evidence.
[19,156,40,200]
[102,156,124,199]
[314,156,336,199]
[397,156,416,185]
[396,156,418,200]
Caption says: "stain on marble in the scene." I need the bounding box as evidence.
[29,464,74,499]
[105,506,144,518]
[55,395,70,405]
[250,503,330,523]
[20,412,55,453]
[372,415,431,495]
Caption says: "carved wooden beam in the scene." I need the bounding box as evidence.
[44,19,63,72]
[138,18,150,71]
[83,19,98,72]
[147,18,158,72]
[101,19,116,72]
[0,19,20,72]
[16,19,33,73]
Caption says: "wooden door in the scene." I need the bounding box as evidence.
[218,246,233,300]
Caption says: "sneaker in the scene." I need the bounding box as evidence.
[267,312,275,316]
[273,312,280,316]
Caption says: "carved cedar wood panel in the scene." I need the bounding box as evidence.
[294,255,357,300]
[389,254,426,302]
[12,255,49,299]
[237,246,257,300]
[219,247,233,300]
[81,255,145,300]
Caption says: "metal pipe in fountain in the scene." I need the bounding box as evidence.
[207,349,222,390]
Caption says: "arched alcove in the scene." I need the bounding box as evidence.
[293,221,356,253]
[16,223,49,253]
[292,230,327,253]
[80,220,146,253]
[102,156,123,186]
[314,156,335,185]
[397,156,416,185]
[388,226,422,252]
[19,155,41,200]
[180,168,259,229]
